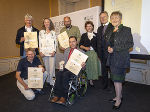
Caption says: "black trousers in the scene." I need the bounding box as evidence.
[54,69,74,98]
[101,56,109,88]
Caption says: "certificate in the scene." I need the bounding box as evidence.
[28,67,43,88]
[57,31,69,49]
[24,32,38,48]
[65,49,88,75]
[39,38,55,56]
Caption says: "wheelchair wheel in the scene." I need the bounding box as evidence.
[77,74,88,97]
[49,86,55,102]
[66,91,77,106]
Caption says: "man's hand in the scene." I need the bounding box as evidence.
[24,84,29,90]
[20,37,25,42]
[38,65,45,73]
[81,62,86,68]
[108,46,113,53]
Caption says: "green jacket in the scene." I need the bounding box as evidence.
[60,25,81,43]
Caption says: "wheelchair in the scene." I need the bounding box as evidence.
[49,70,88,106]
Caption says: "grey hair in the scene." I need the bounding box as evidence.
[25,48,36,54]
[110,11,122,19]
[24,14,33,20]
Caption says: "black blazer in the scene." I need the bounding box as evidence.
[106,25,134,68]
[97,23,114,60]
[16,26,39,56]
[79,32,97,52]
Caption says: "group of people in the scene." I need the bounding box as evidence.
[15,10,134,110]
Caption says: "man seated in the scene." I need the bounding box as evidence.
[16,48,47,100]
[50,36,86,104]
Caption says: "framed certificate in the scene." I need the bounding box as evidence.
[39,38,55,56]
[24,32,38,48]
[28,67,43,88]
[57,31,69,49]
[65,49,88,75]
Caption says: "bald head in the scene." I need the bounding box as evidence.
[64,16,71,28]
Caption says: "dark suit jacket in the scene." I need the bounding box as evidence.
[16,26,39,56]
[97,23,114,61]
[106,25,134,68]
[79,32,97,52]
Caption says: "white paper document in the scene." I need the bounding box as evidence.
[24,32,38,48]
[65,49,88,75]
[28,67,43,88]
[39,38,55,56]
[57,31,69,49]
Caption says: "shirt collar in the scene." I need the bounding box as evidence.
[25,26,32,29]
[103,22,109,26]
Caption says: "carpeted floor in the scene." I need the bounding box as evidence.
[0,72,150,112]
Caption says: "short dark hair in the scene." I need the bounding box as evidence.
[85,21,94,30]
[110,11,122,19]
[42,18,55,30]
[99,11,109,16]
[69,36,77,41]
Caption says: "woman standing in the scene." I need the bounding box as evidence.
[79,21,101,86]
[107,11,134,109]
[39,18,57,86]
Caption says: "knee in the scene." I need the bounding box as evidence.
[25,92,35,100]
[26,94,35,100]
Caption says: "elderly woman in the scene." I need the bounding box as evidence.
[107,11,134,109]
[79,21,100,87]
[39,18,57,86]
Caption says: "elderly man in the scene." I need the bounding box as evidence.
[50,36,86,104]
[16,48,47,100]
[16,14,39,58]
[97,11,114,90]
[60,16,81,50]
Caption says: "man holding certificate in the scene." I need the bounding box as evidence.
[59,16,81,50]
[50,36,86,104]
[16,48,47,100]
[15,14,39,58]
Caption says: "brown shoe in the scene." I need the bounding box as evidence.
[51,96,59,103]
[57,97,66,104]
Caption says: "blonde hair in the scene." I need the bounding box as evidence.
[24,14,33,20]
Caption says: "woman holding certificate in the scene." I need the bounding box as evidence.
[39,18,57,86]
[79,21,101,87]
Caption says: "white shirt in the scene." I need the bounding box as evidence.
[25,26,32,32]
[39,30,57,55]
[103,21,109,26]
[87,32,95,50]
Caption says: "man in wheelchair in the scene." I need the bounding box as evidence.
[50,36,86,104]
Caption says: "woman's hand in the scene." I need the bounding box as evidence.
[108,46,113,53]
[40,52,45,57]
[50,51,56,57]
[84,47,90,51]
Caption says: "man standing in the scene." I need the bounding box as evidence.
[97,11,113,90]
[16,14,39,58]
[16,48,47,100]
[60,16,81,50]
